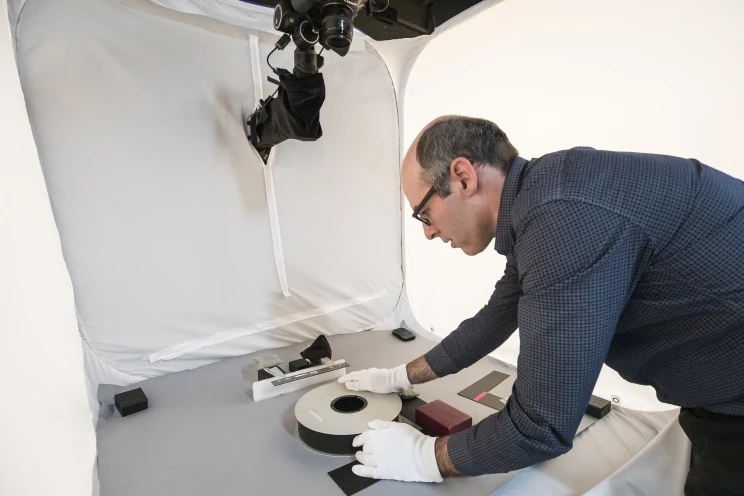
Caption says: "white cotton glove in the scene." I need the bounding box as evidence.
[338,364,411,394]
[351,420,443,483]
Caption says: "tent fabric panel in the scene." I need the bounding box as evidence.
[15,0,405,380]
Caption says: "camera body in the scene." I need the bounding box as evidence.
[273,0,367,56]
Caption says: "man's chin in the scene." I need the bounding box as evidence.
[461,241,489,256]
[460,245,475,256]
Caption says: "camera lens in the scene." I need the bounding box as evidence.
[321,3,353,52]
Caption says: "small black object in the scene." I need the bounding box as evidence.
[288,358,311,372]
[586,395,612,419]
[328,461,380,496]
[275,33,291,51]
[392,327,416,342]
[114,388,148,417]
[300,335,332,364]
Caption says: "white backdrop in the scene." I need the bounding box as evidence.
[404,0,744,410]
[1,1,96,495]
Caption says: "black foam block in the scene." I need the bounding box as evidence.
[114,387,148,417]
[301,335,332,364]
[288,358,311,372]
[586,395,612,418]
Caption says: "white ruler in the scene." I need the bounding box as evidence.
[251,359,350,402]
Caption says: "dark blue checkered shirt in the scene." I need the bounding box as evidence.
[425,147,744,476]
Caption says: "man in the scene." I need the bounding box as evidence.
[339,115,744,495]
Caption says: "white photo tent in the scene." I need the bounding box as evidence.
[2,0,742,494]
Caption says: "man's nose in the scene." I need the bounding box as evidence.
[423,223,438,240]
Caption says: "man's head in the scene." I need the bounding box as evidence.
[402,115,518,256]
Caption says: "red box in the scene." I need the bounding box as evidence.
[414,400,472,436]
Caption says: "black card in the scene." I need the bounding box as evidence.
[399,396,427,423]
[458,371,510,400]
[328,461,379,496]
[458,371,510,411]
[477,392,506,411]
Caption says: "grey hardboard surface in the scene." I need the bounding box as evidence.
[96,331,597,496]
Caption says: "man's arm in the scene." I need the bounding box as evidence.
[341,254,521,393]
[423,253,523,379]
[405,255,525,475]
[435,436,459,477]
[444,201,653,476]
[405,355,439,385]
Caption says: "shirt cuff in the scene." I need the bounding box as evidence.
[424,343,460,378]
[446,429,479,476]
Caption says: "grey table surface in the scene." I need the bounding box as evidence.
[97,330,597,496]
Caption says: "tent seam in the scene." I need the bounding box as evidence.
[11,0,29,48]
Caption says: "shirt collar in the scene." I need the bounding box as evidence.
[494,156,529,255]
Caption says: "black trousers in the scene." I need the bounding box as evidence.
[678,408,744,496]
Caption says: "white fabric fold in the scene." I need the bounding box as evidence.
[251,34,291,297]
[263,150,291,296]
[148,289,388,362]
[250,34,263,106]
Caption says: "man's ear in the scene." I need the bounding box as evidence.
[450,157,477,196]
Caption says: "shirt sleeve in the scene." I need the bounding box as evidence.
[446,200,652,476]
[424,253,522,377]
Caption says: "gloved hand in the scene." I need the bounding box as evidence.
[352,420,443,483]
[338,364,411,394]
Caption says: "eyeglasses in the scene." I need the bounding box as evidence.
[411,183,438,226]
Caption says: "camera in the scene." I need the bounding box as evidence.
[245,0,394,161]
[273,0,367,57]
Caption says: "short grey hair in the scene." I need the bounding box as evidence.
[415,116,518,197]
